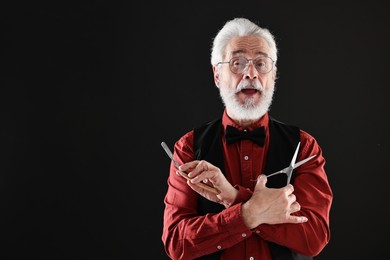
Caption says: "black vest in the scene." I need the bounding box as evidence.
[193,116,312,260]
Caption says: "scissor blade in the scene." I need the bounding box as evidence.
[293,154,316,169]
[290,142,300,167]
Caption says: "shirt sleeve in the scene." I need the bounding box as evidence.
[255,130,333,256]
[161,131,252,260]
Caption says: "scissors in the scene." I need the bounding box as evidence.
[266,142,316,185]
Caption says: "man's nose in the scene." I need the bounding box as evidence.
[243,61,258,79]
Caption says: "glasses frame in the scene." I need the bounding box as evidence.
[217,55,275,75]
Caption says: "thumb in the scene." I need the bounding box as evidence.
[255,174,267,189]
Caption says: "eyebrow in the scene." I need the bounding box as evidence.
[230,50,269,57]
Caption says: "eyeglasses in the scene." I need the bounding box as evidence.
[217,55,274,74]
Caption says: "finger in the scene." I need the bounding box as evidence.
[188,160,209,178]
[197,160,209,172]
[288,193,296,203]
[190,169,214,183]
[284,184,294,194]
[289,201,301,214]
[254,174,267,190]
[179,160,199,171]
[287,215,308,223]
[203,178,210,184]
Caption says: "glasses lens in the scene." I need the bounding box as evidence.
[229,56,247,74]
[254,56,272,74]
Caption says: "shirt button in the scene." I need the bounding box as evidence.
[241,233,247,237]
[249,257,254,260]
[255,230,260,234]
[217,245,222,250]
[244,155,249,160]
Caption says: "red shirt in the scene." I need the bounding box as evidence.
[162,111,333,260]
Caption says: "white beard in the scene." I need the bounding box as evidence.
[219,79,275,121]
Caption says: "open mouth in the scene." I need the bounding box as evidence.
[240,88,258,95]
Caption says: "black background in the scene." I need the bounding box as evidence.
[1,1,389,259]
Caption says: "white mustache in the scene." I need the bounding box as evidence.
[235,80,263,93]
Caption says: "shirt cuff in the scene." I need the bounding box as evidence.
[232,185,253,205]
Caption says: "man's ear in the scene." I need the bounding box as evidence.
[212,65,220,88]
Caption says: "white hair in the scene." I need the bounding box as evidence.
[210,18,278,66]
